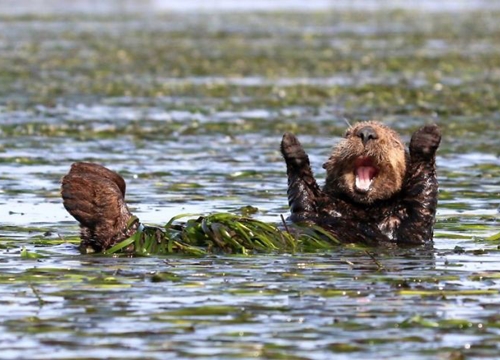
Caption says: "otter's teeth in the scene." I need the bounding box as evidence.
[355,166,375,192]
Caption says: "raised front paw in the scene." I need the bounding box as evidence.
[410,124,441,159]
[281,132,310,169]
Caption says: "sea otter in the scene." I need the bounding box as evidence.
[61,121,440,252]
[280,121,441,245]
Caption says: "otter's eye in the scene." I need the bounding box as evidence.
[344,130,352,138]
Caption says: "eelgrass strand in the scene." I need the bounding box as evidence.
[105,212,342,256]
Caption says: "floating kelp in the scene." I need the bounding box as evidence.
[100,213,340,256]
[485,231,500,242]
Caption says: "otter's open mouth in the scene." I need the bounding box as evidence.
[354,157,378,192]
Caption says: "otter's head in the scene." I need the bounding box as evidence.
[323,121,407,204]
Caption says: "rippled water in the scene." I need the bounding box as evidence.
[0,2,499,359]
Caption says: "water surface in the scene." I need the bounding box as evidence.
[0,2,499,359]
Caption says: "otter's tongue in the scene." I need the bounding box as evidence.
[355,166,377,192]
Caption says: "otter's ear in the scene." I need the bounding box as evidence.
[322,159,333,170]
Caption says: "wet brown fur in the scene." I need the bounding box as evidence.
[323,121,407,204]
[281,121,441,245]
[61,162,138,252]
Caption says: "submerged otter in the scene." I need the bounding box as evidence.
[281,121,441,245]
[61,121,440,252]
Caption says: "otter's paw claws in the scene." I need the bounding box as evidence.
[410,124,441,158]
[281,133,309,168]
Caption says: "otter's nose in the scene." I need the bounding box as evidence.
[356,126,378,145]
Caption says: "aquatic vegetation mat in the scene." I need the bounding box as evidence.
[102,213,340,256]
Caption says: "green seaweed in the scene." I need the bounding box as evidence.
[102,213,341,256]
